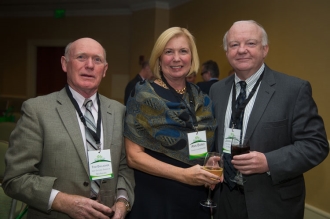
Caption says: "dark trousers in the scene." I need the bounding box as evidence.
[213,183,248,219]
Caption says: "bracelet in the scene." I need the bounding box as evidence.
[116,198,130,211]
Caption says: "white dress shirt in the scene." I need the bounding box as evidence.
[224,64,265,141]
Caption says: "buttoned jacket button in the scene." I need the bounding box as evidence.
[83,181,89,187]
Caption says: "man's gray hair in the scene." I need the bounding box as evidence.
[63,41,107,63]
[223,20,268,51]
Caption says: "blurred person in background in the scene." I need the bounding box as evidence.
[196,60,220,95]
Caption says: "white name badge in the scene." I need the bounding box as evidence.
[88,149,114,180]
[223,128,241,154]
[188,130,208,160]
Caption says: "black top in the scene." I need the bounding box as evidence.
[196,79,218,95]
[124,74,143,105]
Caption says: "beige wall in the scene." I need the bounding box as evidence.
[0,0,329,214]
[171,0,330,135]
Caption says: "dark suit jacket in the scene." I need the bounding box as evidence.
[209,65,329,219]
[3,88,135,219]
[196,79,218,95]
[124,74,143,105]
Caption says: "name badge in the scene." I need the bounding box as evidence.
[88,149,113,180]
[223,128,241,154]
[188,130,208,160]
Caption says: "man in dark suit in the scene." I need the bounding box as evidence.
[210,20,329,219]
[196,60,219,95]
[124,61,152,105]
[3,38,135,219]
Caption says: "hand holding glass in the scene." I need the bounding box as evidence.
[230,138,250,185]
[200,152,223,208]
[97,188,115,217]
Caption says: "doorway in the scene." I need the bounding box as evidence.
[36,46,66,96]
[27,39,69,98]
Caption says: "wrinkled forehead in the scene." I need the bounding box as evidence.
[70,38,105,58]
[227,22,262,41]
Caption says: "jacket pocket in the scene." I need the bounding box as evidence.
[279,175,304,200]
[262,119,288,129]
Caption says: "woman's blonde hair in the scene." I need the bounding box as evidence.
[149,27,199,79]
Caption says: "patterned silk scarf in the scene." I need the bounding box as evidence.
[124,80,217,166]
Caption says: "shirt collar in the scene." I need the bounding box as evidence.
[234,63,265,91]
[68,86,97,110]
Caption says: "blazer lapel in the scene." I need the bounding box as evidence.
[245,66,276,141]
[56,88,89,174]
[215,76,234,151]
[100,96,114,150]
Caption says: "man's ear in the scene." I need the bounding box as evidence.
[102,63,108,78]
[262,45,269,58]
[61,56,68,73]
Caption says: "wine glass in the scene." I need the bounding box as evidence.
[230,138,250,185]
[97,188,115,217]
[200,152,223,208]
[97,188,114,207]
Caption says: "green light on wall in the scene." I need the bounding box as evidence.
[54,9,65,18]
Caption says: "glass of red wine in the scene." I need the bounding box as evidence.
[230,138,250,185]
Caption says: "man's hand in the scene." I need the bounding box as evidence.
[111,201,127,219]
[52,192,113,219]
[231,151,269,174]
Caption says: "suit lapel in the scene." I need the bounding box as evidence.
[56,88,89,174]
[100,96,114,150]
[245,66,276,140]
[99,96,119,191]
[215,76,234,150]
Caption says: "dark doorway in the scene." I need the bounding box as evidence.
[36,47,67,96]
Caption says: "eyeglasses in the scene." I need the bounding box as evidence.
[201,71,208,75]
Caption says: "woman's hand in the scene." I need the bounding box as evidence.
[125,138,222,188]
[181,165,221,187]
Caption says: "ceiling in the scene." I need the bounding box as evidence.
[0,0,190,17]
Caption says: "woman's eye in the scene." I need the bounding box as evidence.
[181,49,189,54]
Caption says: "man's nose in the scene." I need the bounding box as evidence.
[86,57,94,68]
[238,45,247,53]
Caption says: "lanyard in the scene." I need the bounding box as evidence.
[160,74,198,130]
[231,72,264,128]
[65,84,102,145]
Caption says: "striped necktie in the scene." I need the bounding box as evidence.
[224,81,247,190]
[84,99,100,196]
[235,81,247,130]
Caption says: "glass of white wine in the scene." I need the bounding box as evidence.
[200,152,223,208]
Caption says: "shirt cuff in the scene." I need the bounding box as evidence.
[48,189,60,210]
[116,188,129,202]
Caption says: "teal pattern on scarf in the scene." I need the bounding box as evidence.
[124,80,217,166]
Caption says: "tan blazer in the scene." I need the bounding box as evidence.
[2,88,135,219]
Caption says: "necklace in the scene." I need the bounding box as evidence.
[156,79,186,94]
[175,87,186,94]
